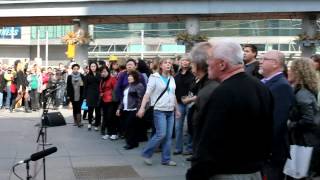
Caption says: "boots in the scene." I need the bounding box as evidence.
[76,114,83,128]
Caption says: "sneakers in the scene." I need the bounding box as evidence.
[143,158,152,166]
[109,135,118,140]
[94,126,99,131]
[87,124,91,130]
[162,160,177,166]
[101,135,109,140]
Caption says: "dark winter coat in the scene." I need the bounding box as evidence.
[66,74,85,102]
[84,73,101,107]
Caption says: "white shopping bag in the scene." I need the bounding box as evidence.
[283,145,313,179]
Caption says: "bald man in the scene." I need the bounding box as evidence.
[259,50,294,180]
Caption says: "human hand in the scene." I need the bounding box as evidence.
[136,108,145,118]
[116,109,121,117]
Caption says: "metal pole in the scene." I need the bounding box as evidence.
[37,29,40,58]
[141,30,144,60]
[45,31,49,68]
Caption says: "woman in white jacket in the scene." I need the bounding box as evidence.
[137,58,180,166]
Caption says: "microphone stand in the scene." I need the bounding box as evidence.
[36,89,52,180]
[26,161,31,180]
[35,86,61,180]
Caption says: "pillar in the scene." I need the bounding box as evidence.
[74,18,89,66]
[186,16,200,36]
[301,14,317,57]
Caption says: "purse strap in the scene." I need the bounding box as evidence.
[153,77,171,107]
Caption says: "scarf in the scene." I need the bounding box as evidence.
[71,72,81,82]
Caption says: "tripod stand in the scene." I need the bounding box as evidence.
[35,89,54,180]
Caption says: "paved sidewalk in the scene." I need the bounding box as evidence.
[0,108,189,180]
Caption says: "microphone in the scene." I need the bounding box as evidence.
[17,147,58,164]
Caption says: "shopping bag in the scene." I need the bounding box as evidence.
[283,145,314,178]
[81,101,88,110]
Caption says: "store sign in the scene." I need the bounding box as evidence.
[0,27,21,39]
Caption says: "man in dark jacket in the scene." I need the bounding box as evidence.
[243,44,263,79]
[186,40,273,180]
[260,50,294,180]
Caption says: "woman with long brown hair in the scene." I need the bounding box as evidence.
[287,58,320,178]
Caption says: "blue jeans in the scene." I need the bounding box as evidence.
[0,92,3,107]
[175,103,188,153]
[5,85,11,108]
[142,110,174,163]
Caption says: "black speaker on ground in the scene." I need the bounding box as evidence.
[42,112,66,127]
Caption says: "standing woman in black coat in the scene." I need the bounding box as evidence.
[67,64,85,127]
[84,62,101,131]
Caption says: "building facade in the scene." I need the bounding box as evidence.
[0,19,312,66]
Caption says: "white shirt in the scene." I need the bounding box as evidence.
[123,87,136,111]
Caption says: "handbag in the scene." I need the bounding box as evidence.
[81,100,88,111]
[283,145,314,178]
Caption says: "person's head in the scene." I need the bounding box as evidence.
[137,59,151,76]
[150,58,160,73]
[98,60,106,68]
[259,50,285,78]
[14,60,23,71]
[100,66,110,79]
[311,54,320,71]
[58,63,64,70]
[159,58,174,75]
[110,61,119,71]
[47,67,52,73]
[128,70,140,84]
[71,64,80,74]
[179,55,191,70]
[89,62,98,74]
[243,44,258,64]
[190,43,210,77]
[196,40,243,81]
[288,58,318,93]
[126,59,137,72]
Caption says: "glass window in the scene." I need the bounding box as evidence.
[272,44,279,50]
[30,25,72,40]
[279,44,289,51]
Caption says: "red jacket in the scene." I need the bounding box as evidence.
[99,76,117,103]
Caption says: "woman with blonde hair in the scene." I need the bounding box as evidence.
[287,58,320,177]
[137,58,180,166]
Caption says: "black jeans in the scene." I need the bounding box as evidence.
[101,102,118,135]
[122,110,140,147]
[88,106,101,126]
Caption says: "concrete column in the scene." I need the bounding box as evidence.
[186,17,200,35]
[74,18,89,66]
[301,14,317,57]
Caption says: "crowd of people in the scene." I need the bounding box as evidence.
[1,39,320,180]
[0,61,68,112]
